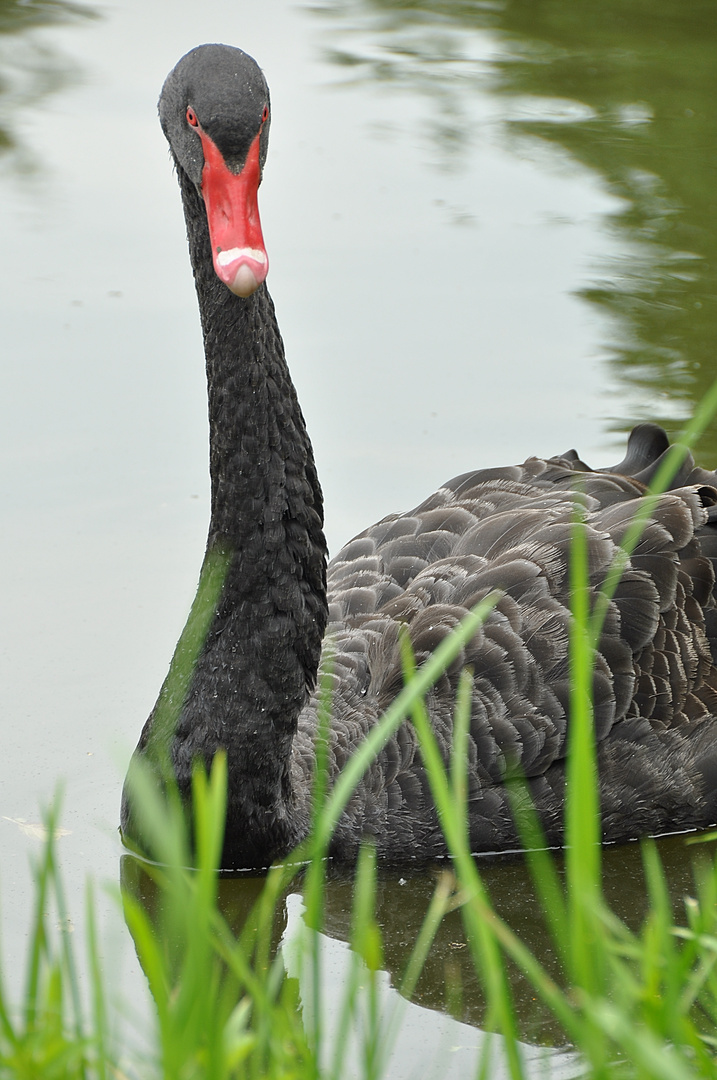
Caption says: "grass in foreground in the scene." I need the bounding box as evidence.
[6,662,717,1079]
[5,385,717,1078]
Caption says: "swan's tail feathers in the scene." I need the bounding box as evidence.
[584,422,717,492]
[601,422,671,479]
[602,423,699,489]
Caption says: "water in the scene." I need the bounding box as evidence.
[1,0,716,1071]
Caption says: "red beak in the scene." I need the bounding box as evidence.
[198,127,268,298]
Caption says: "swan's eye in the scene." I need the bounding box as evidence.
[186,107,199,127]
[262,105,269,123]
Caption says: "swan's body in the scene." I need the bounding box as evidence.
[121,44,717,869]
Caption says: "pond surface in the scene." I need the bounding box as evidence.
[1,0,716,1071]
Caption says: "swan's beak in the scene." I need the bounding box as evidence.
[199,128,269,298]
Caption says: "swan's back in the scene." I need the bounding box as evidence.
[292,425,717,861]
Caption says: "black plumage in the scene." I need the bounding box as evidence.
[121,44,717,869]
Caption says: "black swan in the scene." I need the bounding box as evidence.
[121,43,717,869]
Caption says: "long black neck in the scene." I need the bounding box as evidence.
[170,168,328,864]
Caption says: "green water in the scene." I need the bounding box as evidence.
[315,0,717,461]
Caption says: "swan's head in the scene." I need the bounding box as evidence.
[159,44,271,298]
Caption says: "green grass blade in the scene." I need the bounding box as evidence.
[350,844,383,1080]
[587,996,702,1080]
[397,633,526,1080]
[566,513,602,1000]
[399,871,456,1004]
[45,805,85,1053]
[85,879,108,1080]
[138,542,232,779]
[503,774,569,970]
[23,810,54,1032]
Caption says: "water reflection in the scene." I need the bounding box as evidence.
[312,0,717,462]
[281,891,584,1079]
[0,0,97,166]
[121,830,715,1070]
[314,834,715,1042]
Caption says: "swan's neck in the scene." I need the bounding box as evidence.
[170,170,328,861]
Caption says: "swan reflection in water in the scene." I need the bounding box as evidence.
[120,850,585,1079]
[120,833,707,1079]
[280,891,583,1080]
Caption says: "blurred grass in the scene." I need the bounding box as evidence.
[7,689,717,1078]
[6,389,717,1077]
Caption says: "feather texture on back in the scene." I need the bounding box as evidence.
[291,428,717,861]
